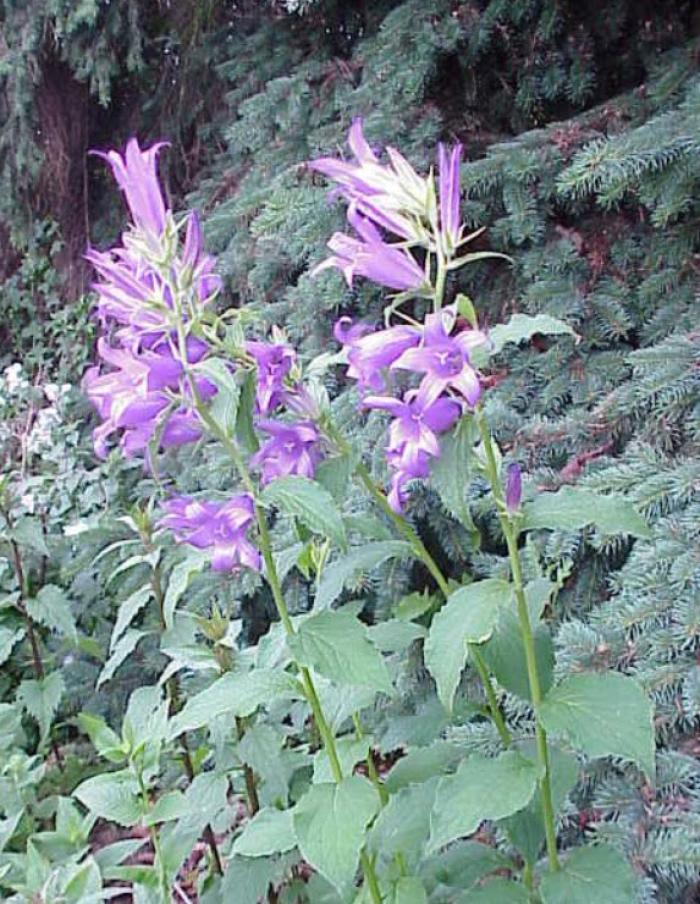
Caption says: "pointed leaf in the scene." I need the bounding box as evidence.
[74,771,141,827]
[315,541,411,610]
[428,752,542,853]
[26,585,77,641]
[523,487,650,538]
[425,580,512,712]
[540,844,636,904]
[262,476,346,547]
[234,807,296,857]
[490,313,575,353]
[539,672,655,778]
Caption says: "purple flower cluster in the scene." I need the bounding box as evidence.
[160,495,260,572]
[310,119,464,290]
[83,139,221,459]
[336,306,487,511]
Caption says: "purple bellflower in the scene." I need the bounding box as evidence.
[309,118,430,226]
[363,388,462,512]
[251,420,322,484]
[334,317,421,392]
[314,205,425,292]
[505,462,522,513]
[391,306,485,407]
[159,495,260,572]
[246,340,296,415]
[93,138,169,237]
[438,143,463,254]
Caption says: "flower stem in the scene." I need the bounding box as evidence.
[191,399,382,899]
[474,407,560,872]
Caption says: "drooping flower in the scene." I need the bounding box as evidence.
[246,340,296,415]
[334,317,420,392]
[250,421,322,484]
[438,143,463,254]
[159,495,260,572]
[314,205,425,292]
[363,388,462,512]
[505,462,522,513]
[391,306,486,407]
[82,337,214,459]
[309,118,430,225]
[93,138,169,237]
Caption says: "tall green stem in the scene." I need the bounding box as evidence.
[474,408,560,871]
[190,399,382,903]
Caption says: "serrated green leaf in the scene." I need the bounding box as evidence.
[262,476,346,547]
[313,736,369,784]
[523,487,650,538]
[315,541,411,610]
[170,668,301,736]
[97,629,149,688]
[369,778,437,869]
[461,878,530,903]
[430,416,480,538]
[293,776,379,892]
[0,625,24,667]
[289,610,392,694]
[425,579,512,712]
[10,517,50,556]
[111,586,152,650]
[196,357,240,435]
[74,771,141,827]
[162,551,207,629]
[490,313,575,353]
[26,585,77,641]
[17,671,64,743]
[419,841,513,894]
[384,742,463,794]
[428,752,542,852]
[539,672,655,778]
[233,807,296,857]
[78,712,125,764]
[393,589,435,621]
[539,844,637,904]
[368,618,426,653]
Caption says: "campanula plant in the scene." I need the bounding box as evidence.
[72,129,655,902]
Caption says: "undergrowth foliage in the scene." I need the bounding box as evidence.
[0,2,699,903]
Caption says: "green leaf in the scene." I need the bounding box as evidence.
[539,672,655,778]
[16,671,64,743]
[384,742,463,794]
[170,668,301,736]
[97,629,149,688]
[420,841,512,894]
[78,712,125,764]
[393,589,435,621]
[539,844,637,904]
[369,778,437,869]
[461,878,530,903]
[315,541,411,610]
[293,776,380,892]
[262,476,346,548]
[234,807,296,857]
[368,618,426,653]
[479,607,554,702]
[162,551,207,630]
[430,416,480,538]
[220,853,298,904]
[388,876,428,904]
[523,487,650,538]
[0,625,24,667]
[143,791,187,826]
[196,357,240,435]
[501,744,579,865]
[10,516,50,556]
[425,580,512,712]
[428,751,543,853]
[490,313,576,353]
[73,771,141,827]
[111,586,152,650]
[26,585,77,641]
[0,811,22,853]
[289,610,392,693]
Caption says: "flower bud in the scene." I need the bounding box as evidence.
[505,462,522,513]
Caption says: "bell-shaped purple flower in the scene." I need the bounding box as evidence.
[93,138,169,237]
[364,387,462,512]
[159,495,260,572]
[309,118,429,226]
[391,306,485,407]
[250,421,322,485]
[438,143,462,254]
[314,205,425,292]
[246,340,296,416]
[505,463,522,513]
[334,317,420,392]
